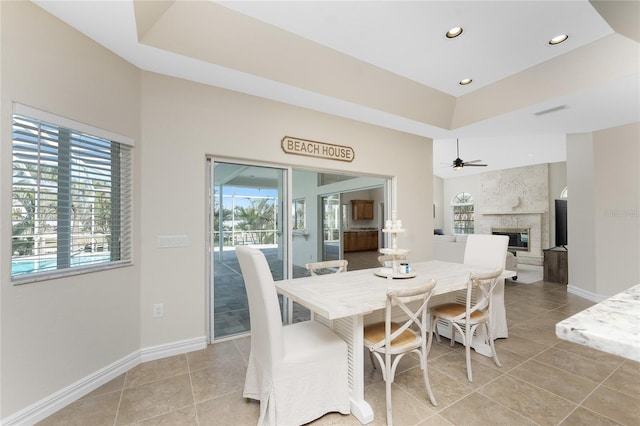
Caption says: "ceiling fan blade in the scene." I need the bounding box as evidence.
[464,159,483,164]
[463,163,488,167]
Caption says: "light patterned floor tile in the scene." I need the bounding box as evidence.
[36,280,639,426]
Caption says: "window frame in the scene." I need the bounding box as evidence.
[11,104,134,284]
[292,198,306,232]
[451,192,475,235]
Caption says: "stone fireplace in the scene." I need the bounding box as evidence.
[475,164,550,266]
[481,212,545,265]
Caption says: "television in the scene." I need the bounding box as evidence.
[555,199,568,248]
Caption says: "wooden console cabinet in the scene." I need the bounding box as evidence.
[544,248,568,284]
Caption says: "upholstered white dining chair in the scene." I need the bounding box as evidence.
[427,268,503,382]
[363,280,438,426]
[236,246,350,425]
[463,234,510,339]
[305,259,348,275]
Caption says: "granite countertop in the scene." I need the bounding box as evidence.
[555,283,640,362]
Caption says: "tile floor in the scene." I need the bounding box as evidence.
[38,278,640,426]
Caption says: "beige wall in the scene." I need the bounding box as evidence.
[593,123,639,295]
[1,2,141,417]
[567,123,640,298]
[139,71,434,347]
[567,133,598,294]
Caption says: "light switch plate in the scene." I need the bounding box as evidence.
[157,235,189,248]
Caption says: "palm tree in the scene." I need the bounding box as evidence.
[234,198,276,244]
[213,199,233,246]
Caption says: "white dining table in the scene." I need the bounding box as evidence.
[276,260,514,425]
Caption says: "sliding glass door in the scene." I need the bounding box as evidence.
[208,160,287,340]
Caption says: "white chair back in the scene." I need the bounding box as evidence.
[466,268,503,321]
[305,259,348,276]
[235,246,283,370]
[463,234,509,269]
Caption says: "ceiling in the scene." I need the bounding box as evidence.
[33,1,640,178]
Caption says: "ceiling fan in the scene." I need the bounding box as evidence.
[452,139,487,170]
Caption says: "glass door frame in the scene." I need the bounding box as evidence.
[320,193,342,262]
[206,157,292,343]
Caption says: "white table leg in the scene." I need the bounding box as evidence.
[334,315,374,424]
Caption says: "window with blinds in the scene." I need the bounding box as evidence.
[11,106,133,282]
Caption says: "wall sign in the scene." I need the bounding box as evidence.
[281,136,355,163]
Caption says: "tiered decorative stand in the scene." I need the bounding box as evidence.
[375,213,416,279]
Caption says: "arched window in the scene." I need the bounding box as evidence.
[451,192,474,234]
[560,187,568,198]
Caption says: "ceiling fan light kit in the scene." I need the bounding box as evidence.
[452,139,488,170]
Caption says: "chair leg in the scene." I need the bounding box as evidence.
[369,351,377,369]
[465,323,473,382]
[450,326,456,347]
[427,316,438,355]
[385,354,393,426]
[486,323,502,368]
[465,341,473,382]
[421,356,438,407]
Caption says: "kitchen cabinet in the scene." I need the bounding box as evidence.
[351,200,374,220]
[344,230,378,252]
[344,232,357,252]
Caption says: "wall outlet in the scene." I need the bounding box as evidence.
[153,303,164,318]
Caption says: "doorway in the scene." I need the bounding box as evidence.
[207,164,393,342]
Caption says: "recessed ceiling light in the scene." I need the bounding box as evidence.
[459,78,472,86]
[549,34,569,45]
[446,27,463,38]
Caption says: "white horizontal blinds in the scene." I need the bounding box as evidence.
[11,112,133,278]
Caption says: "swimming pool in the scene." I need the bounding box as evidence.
[11,254,111,276]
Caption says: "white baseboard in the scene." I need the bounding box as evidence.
[140,336,208,363]
[567,284,607,303]
[2,336,208,426]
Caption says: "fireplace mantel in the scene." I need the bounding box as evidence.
[482,211,545,215]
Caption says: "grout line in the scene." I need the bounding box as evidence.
[112,373,126,426]
[186,354,201,426]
